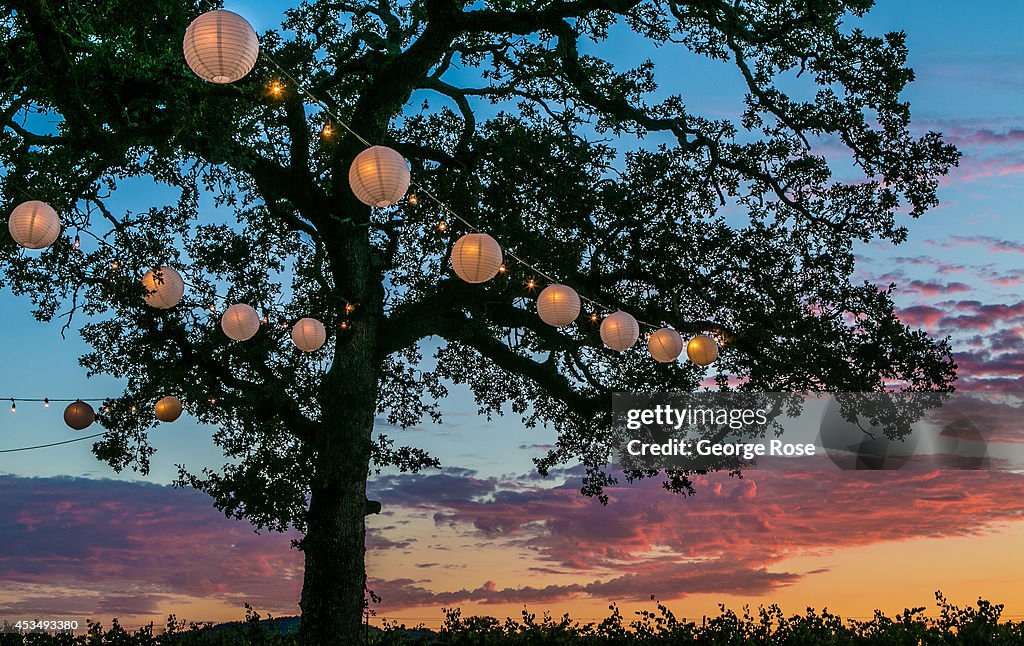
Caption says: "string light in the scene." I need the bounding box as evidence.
[437,220,448,232]
[498,263,507,274]
[321,123,333,138]
[339,321,349,330]
[10,399,15,414]
[526,278,537,291]
[111,260,120,270]
[407,193,418,206]
[73,234,81,249]
[345,303,355,314]
[43,398,49,408]
[209,303,216,313]
[268,80,284,97]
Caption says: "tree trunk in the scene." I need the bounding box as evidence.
[297,474,369,644]
[297,223,382,645]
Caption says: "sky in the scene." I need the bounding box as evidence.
[1,0,1023,632]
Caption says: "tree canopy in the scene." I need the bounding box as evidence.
[0,1,958,637]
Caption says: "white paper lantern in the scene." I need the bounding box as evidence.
[687,334,719,366]
[537,284,581,327]
[155,396,183,423]
[221,303,261,341]
[63,400,95,431]
[8,201,61,249]
[291,317,326,352]
[648,327,683,363]
[451,233,503,284]
[183,10,259,84]
[600,311,640,352]
[348,146,411,207]
[141,266,185,309]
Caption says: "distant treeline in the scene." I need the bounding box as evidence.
[1,592,1021,644]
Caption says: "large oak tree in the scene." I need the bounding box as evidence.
[0,0,957,642]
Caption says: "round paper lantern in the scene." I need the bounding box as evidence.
[291,317,327,352]
[141,266,185,309]
[648,327,683,363]
[451,233,502,284]
[348,146,411,207]
[63,400,95,431]
[183,10,259,84]
[600,311,640,352]
[221,303,261,341]
[687,334,719,366]
[537,284,581,327]
[8,201,61,249]
[155,396,183,423]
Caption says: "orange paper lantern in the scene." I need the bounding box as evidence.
[155,396,183,423]
[63,400,95,431]
[687,334,719,366]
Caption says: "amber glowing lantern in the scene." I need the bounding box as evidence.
[221,303,261,341]
[648,327,683,363]
[141,266,185,309]
[63,400,95,431]
[8,200,61,249]
[155,396,183,423]
[291,317,327,352]
[600,311,640,351]
[687,334,719,366]
[451,233,503,284]
[183,10,259,84]
[348,146,411,207]
[536,284,581,328]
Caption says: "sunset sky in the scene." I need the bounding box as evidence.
[1,0,1023,631]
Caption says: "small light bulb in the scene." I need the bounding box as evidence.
[130,405,137,412]
[437,220,447,232]
[498,264,507,274]
[209,304,216,313]
[407,193,419,206]
[345,303,355,314]
[590,313,599,323]
[526,279,536,290]
[10,399,15,413]
[111,260,120,270]
[268,80,284,96]
[209,398,217,405]
[340,321,349,330]
[43,398,50,408]
[321,124,333,137]
[73,235,80,249]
